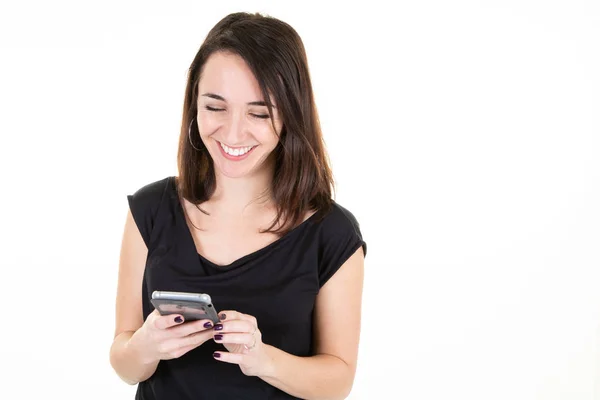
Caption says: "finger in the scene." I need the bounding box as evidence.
[146,309,162,322]
[216,310,257,326]
[169,319,215,337]
[154,313,185,330]
[212,319,254,333]
[213,332,255,346]
[168,332,210,359]
[169,342,197,359]
[180,328,213,348]
[213,351,244,364]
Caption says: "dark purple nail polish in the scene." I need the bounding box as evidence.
[219,313,226,320]
[174,316,183,323]
[213,352,221,358]
[213,323,223,331]
[204,322,213,328]
[214,334,223,341]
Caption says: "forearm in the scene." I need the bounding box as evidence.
[109,331,159,385]
[259,344,354,400]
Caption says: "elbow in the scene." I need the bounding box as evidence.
[109,350,141,386]
[341,386,354,400]
[117,371,139,386]
[317,385,353,400]
[336,361,356,400]
[109,336,141,386]
[320,360,356,400]
[336,377,355,400]
[109,349,132,385]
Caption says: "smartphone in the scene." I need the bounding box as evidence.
[150,290,220,324]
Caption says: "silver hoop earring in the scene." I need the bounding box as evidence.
[188,118,202,151]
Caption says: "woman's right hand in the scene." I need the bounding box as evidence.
[128,309,215,364]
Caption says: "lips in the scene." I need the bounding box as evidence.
[217,140,256,161]
[219,141,255,156]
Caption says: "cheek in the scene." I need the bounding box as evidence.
[256,128,279,146]
[253,120,282,144]
[197,114,219,136]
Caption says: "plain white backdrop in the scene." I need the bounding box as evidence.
[0,1,599,399]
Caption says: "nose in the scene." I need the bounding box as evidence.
[221,110,248,146]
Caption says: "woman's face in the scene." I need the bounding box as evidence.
[196,51,283,179]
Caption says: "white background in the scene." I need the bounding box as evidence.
[0,1,598,399]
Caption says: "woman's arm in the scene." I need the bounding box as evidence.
[259,246,365,400]
[109,210,159,384]
[110,331,159,385]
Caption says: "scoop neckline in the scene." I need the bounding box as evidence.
[169,176,320,269]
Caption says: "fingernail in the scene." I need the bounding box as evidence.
[219,313,226,320]
[174,316,183,323]
[213,352,221,358]
[204,322,213,328]
[213,323,223,331]
[214,334,223,341]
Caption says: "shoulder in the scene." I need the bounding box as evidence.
[127,176,173,217]
[129,176,172,199]
[312,201,367,256]
[126,176,174,247]
[313,201,367,287]
[317,201,363,237]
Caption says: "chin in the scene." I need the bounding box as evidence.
[213,158,256,179]
[213,149,275,179]
[218,168,252,179]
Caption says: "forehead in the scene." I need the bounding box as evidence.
[198,51,263,100]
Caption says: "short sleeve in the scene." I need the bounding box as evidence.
[126,177,170,248]
[317,204,367,289]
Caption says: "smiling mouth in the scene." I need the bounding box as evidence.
[218,141,257,157]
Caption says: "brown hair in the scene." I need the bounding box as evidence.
[176,12,334,235]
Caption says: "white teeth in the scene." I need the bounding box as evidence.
[220,142,253,156]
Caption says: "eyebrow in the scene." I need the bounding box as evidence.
[201,92,276,108]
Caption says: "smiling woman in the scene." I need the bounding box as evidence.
[192,51,283,181]
[177,12,333,235]
[110,11,367,400]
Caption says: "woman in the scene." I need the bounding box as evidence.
[110,11,367,400]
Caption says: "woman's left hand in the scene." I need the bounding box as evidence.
[211,310,272,377]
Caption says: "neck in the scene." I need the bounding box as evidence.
[211,165,275,217]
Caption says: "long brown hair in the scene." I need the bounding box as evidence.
[176,12,334,235]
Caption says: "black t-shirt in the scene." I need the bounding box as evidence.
[126,176,367,400]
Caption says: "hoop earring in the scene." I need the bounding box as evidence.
[188,118,202,151]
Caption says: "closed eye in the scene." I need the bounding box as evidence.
[205,105,269,119]
[205,105,224,112]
